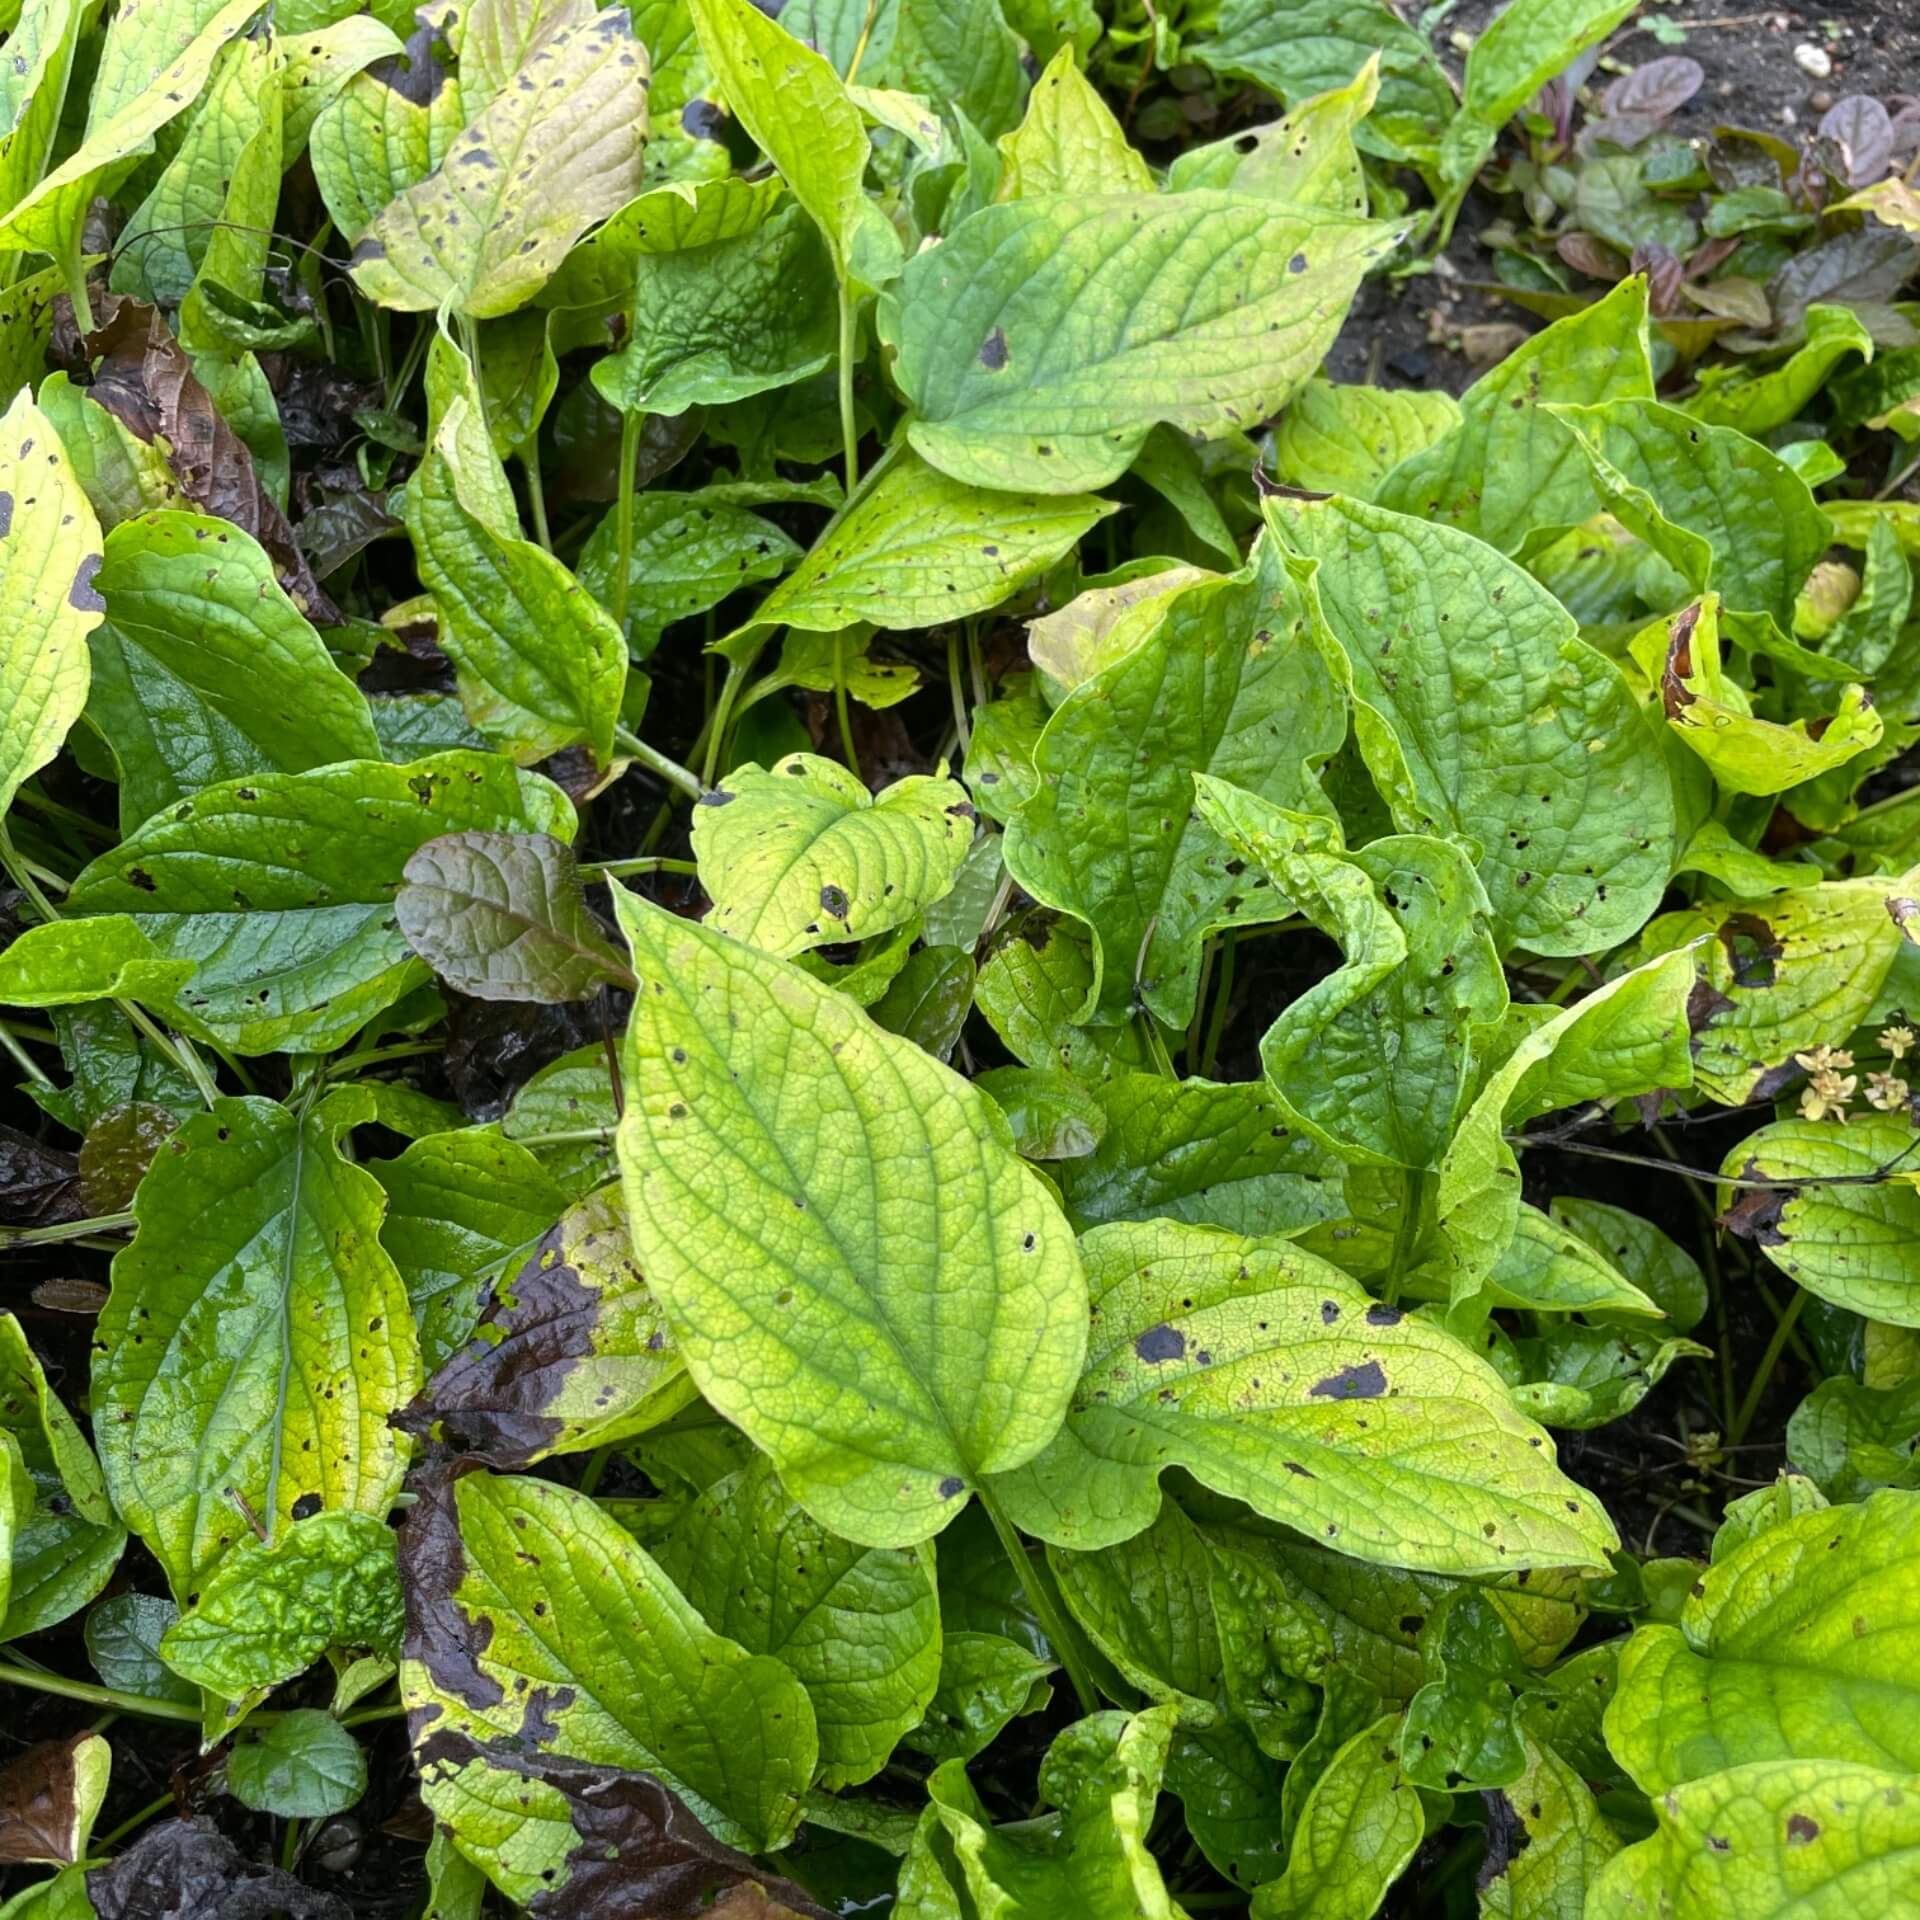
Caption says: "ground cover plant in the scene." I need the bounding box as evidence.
[0,0,1916,1911]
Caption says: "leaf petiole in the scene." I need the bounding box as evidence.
[975,1486,1102,1717]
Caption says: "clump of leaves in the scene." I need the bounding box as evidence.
[0,0,1917,1916]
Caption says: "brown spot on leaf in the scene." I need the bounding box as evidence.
[1718,1169,1788,1247]
[979,326,1009,370]
[1786,1813,1820,1845]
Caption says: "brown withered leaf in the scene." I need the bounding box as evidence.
[82,301,340,622]
[87,1818,351,1920]
[78,1100,178,1213]
[0,1121,80,1227]
[413,1731,829,1920]
[0,1735,100,1866]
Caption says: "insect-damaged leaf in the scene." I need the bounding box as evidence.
[652,1452,941,1791]
[1719,1116,1920,1327]
[612,887,1087,1550]
[92,1090,420,1601]
[1266,488,1674,959]
[397,831,633,1003]
[63,752,575,1055]
[0,389,106,819]
[159,1510,403,1699]
[1005,541,1343,1030]
[1643,874,1914,1105]
[85,511,380,831]
[983,1219,1617,1572]
[397,1183,695,1469]
[691,753,974,960]
[1587,1758,1920,1919]
[1607,1491,1920,1794]
[400,1466,816,1887]
[350,2,647,317]
[889,191,1401,494]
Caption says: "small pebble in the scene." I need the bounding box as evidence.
[1794,42,1833,78]
[1810,89,1834,111]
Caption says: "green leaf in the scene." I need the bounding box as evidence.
[691,752,974,959]
[1688,304,1875,435]
[574,490,802,660]
[1248,1715,1421,1920]
[730,446,1108,644]
[1790,1375,1920,1501]
[1168,60,1378,215]
[1443,0,1639,190]
[1509,1321,1711,1430]
[687,0,900,288]
[906,1630,1053,1762]
[1376,278,1654,554]
[0,1313,124,1640]
[407,389,625,766]
[1587,1760,1920,1918]
[995,48,1151,198]
[1194,780,1507,1169]
[890,193,1400,493]
[1478,1725,1624,1918]
[1551,397,1832,632]
[1193,0,1455,166]
[400,1183,694,1467]
[400,1467,816,1879]
[1051,1069,1343,1237]
[1631,596,1881,798]
[1607,1491,1920,1793]
[651,1452,941,1790]
[0,917,193,1013]
[612,887,1087,1549]
[0,389,105,817]
[1267,488,1674,957]
[373,1127,572,1373]
[890,0,1025,142]
[870,943,975,1060]
[93,1092,422,1600]
[350,3,647,316]
[226,1709,367,1818]
[1005,542,1343,1029]
[86,1592,197,1707]
[985,1218,1618,1571]
[1719,1115,1920,1326]
[1270,380,1460,502]
[396,830,632,1002]
[590,201,837,416]
[85,510,380,830]
[898,1707,1184,1919]
[310,22,461,244]
[0,0,263,273]
[63,752,575,1055]
[277,14,404,157]
[1416,949,1697,1320]
[1647,875,1912,1104]
[1401,1588,1528,1790]
[159,1511,403,1698]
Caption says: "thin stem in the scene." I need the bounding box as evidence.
[614,725,705,801]
[1199,933,1236,1080]
[1137,1013,1177,1080]
[831,631,862,779]
[509,1127,614,1149]
[0,1022,53,1088]
[121,1001,219,1110]
[61,226,94,336]
[1527,1134,1920,1190]
[339,1698,409,1729]
[843,0,880,82]
[327,1038,442,1077]
[98,1793,175,1850]
[836,279,860,498]
[945,631,972,753]
[1383,1168,1427,1310]
[577,1446,613,1498]
[613,409,642,631]
[0,1210,135,1248]
[0,1661,200,1724]
[523,451,552,553]
[386,321,431,413]
[702,658,749,788]
[280,1818,303,1873]
[1728,1288,1807,1448]
[459,313,495,459]
[582,856,699,880]
[975,1487,1101,1717]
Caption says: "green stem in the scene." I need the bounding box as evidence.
[836,279,860,498]
[386,321,431,413]
[614,724,705,800]
[339,1698,409,1729]
[61,225,93,336]
[1728,1287,1807,1448]
[831,631,862,779]
[1199,932,1236,1080]
[577,1445,613,1498]
[0,1210,134,1248]
[523,450,552,553]
[459,313,495,457]
[1138,1012,1177,1080]
[280,1818,303,1873]
[97,1792,176,1850]
[975,1488,1101,1717]
[327,1038,442,1077]
[0,1022,52,1088]
[1383,1168,1428,1310]
[510,1127,613,1149]
[0,1661,199,1724]
[613,409,642,632]
[702,658,749,788]
[844,0,880,82]
[946,631,972,752]
[582,856,699,880]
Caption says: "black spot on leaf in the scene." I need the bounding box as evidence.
[979,326,1009,370]
[1309,1359,1387,1400]
[1135,1324,1186,1363]
[69,554,105,612]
